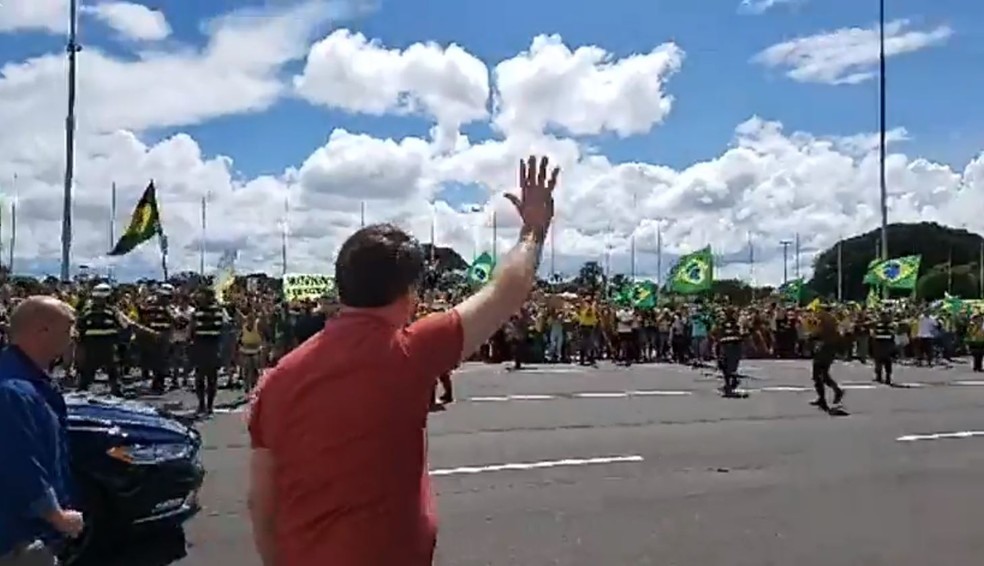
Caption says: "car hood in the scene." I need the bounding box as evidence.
[65,392,197,444]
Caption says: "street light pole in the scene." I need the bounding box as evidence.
[61,0,81,281]
[878,0,889,264]
[780,240,792,284]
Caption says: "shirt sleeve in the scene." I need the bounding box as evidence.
[0,387,59,517]
[403,310,464,381]
[246,372,272,450]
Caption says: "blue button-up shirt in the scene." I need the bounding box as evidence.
[0,346,74,556]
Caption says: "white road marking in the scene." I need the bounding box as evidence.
[898,382,927,388]
[897,431,984,442]
[430,455,644,476]
[508,394,555,400]
[469,396,511,402]
[842,384,878,390]
[953,380,984,386]
[760,386,810,392]
[629,390,693,396]
[523,367,584,374]
[575,392,630,398]
[212,406,246,414]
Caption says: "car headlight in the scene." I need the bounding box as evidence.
[107,443,193,465]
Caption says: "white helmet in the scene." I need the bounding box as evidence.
[158,283,175,296]
[91,283,112,298]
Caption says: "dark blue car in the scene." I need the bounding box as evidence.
[59,393,205,564]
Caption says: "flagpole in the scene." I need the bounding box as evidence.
[878,0,889,298]
[110,182,117,247]
[153,181,168,280]
[656,221,663,286]
[282,195,289,277]
[747,231,755,302]
[491,210,497,260]
[837,239,844,302]
[199,195,207,275]
[360,200,366,228]
[794,232,800,279]
[61,0,81,282]
[630,192,637,280]
[9,188,17,274]
[429,204,436,264]
[947,245,953,295]
[550,221,556,279]
[108,182,116,280]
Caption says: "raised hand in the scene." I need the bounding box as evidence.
[504,155,559,241]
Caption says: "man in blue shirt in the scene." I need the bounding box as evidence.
[0,296,85,565]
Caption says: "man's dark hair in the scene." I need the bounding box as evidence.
[335,224,425,308]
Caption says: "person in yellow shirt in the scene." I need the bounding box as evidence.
[239,313,264,392]
[577,298,599,365]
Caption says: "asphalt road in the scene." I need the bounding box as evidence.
[88,358,984,566]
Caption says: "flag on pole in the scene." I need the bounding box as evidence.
[667,246,714,294]
[863,255,921,290]
[468,252,495,285]
[108,181,164,256]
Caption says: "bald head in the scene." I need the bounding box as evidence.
[9,295,75,342]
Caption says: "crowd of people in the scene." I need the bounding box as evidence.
[0,259,977,411]
[2,154,983,565]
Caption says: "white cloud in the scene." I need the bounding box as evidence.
[755,19,953,85]
[0,13,982,286]
[0,0,68,33]
[294,29,490,150]
[0,0,67,34]
[492,34,684,137]
[738,0,800,14]
[81,2,171,41]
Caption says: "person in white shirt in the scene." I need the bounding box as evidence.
[615,307,635,365]
[915,311,938,366]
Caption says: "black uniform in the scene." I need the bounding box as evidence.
[140,303,174,392]
[870,317,896,384]
[716,316,744,396]
[191,301,225,413]
[77,302,123,396]
[810,311,845,411]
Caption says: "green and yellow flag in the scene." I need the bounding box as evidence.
[109,181,163,256]
[863,255,921,290]
[668,246,713,294]
[468,252,495,285]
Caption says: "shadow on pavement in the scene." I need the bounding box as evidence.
[76,527,188,566]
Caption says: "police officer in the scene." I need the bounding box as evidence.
[140,286,175,394]
[190,288,226,415]
[714,307,745,398]
[76,283,125,396]
[809,304,845,412]
[870,309,896,384]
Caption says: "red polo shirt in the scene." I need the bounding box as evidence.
[248,309,463,566]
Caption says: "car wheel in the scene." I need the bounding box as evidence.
[58,481,107,566]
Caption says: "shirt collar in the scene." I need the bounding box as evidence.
[3,345,53,385]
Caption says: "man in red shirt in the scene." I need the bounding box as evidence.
[247,156,559,565]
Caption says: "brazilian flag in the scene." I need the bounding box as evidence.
[667,246,714,294]
[109,181,164,256]
[863,255,921,290]
[468,252,495,285]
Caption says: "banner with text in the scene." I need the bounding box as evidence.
[282,273,335,301]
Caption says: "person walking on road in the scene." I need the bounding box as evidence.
[809,304,845,413]
[246,155,559,566]
[0,296,85,565]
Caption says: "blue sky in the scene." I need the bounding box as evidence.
[1,0,982,282]
[5,0,977,179]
